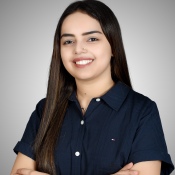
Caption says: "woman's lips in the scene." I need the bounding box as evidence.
[73,58,94,67]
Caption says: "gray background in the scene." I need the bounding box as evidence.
[0,0,174,174]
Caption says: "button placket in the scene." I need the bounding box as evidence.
[71,115,86,174]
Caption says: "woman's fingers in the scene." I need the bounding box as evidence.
[112,170,138,175]
[14,168,49,175]
[121,162,134,170]
[111,163,139,175]
[16,168,32,174]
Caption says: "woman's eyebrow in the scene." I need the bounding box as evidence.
[82,30,102,35]
[61,30,102,38]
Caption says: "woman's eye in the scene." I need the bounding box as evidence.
[88,38,98,42]
[63,40,74,45]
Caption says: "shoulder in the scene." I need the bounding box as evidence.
[121,83,158,117]
[119,81,155,105]
[36,98,46,108]
[33,98,46,119]
[129,87,154,105]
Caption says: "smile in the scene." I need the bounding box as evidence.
[75,60,93,65]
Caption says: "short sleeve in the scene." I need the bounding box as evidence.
[13,98,46,160]
[128,101,174,175]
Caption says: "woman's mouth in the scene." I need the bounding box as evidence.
[73,58,94,67]
[75,60,93,65]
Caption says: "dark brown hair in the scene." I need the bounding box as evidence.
[33,0,132,174]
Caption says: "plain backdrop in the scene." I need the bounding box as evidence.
[0,0,174,174]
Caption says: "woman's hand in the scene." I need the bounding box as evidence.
[111,162,139,175]
[13,168,49,175]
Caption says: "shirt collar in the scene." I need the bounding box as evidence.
[101,81,131,111]
[69,91,77,102]
[69,81,131,111]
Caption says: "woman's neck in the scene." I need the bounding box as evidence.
[76,78,115,112]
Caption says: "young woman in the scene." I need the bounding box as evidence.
[11,0,174,175]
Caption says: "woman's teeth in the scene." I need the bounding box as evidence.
[75,60,93,65]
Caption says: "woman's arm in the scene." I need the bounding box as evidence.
[11,153,140,175]
[130,161,161,175]
[113,161,161,175]
[10,152,49,175]
[10,152,36,175]
[111,162,138,175]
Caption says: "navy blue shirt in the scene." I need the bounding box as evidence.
[14,82,174,175]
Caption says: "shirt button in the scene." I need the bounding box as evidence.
[75,151,80,156]
[80,120,84,125]
[96,98,100,102]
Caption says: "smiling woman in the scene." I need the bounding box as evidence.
[60,11,113,82]
[10,1,174,175]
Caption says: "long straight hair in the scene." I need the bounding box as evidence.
[33,0,132,174]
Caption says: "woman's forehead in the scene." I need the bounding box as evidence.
[61,11,102,34]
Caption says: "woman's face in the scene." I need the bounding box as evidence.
[60,11,113,82]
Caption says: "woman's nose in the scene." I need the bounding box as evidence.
[74,42,87,55]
